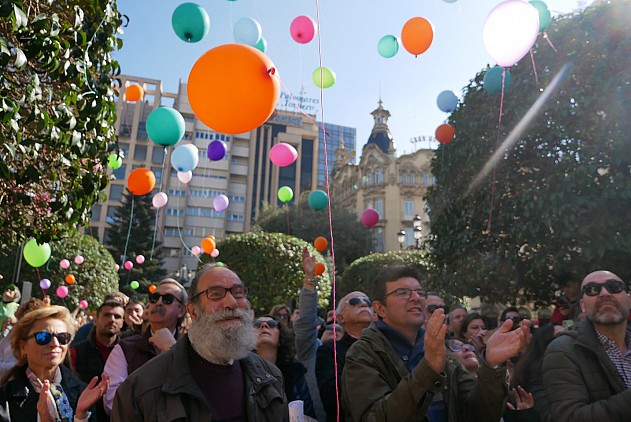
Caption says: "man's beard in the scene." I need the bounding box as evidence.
[588,299,627,326]
[188,307,258,364]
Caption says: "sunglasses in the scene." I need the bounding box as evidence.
[427,304,450,314]
[582,279,627,297]
[447,343,476,353]
[25,331,72,346]
[148,293,183,305]
[274,313,289,320]
[254,319,279,329]
[348,297,371,306]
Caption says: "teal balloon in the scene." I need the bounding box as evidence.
[146,107,185,146]
[308,190,328,211]
[107,154,122,170]
[436,90,458,113]
[23,239,51,268]
[312,67,336,89]
[529,1,551,31]
[253,36,267,53]
[278,186,293,203]
[483,66,512,95]
[377,35,399,58]
[130,281,140,290]
[172,3,210,43]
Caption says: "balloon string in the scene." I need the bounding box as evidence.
[286,206,290,235]
[313,3,340,422]
[530,49,539,85]
[175,179,196,259]
[151,147,168,260]
[543,32,559,53]
[486,69,506,238]
[122,196,134,265]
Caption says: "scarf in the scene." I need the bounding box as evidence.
[26,366,74,422]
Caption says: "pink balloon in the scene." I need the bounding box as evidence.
[210,249,219,258]
[361,208,380,228]
[135,255,145,264]
[79,300,88,310]
[56,286,69,299]
[290,15,317,44]
[74,255,84,265]
[191,246,202,256]
[213,194,230,212]
[269,143,298,167]
[177,170,193,184]
[124,260,134,270]
[59,259,70,269]
[115,264,120,271]
[152,192,168,208]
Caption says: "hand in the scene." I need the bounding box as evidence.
[127,314,143,326]
[76,375,109,419]
[485,319,531,367]
[506,385,534,410]
[423,309,448,373]
[302,247,316,276]
[36,380,56,422]
[469,330,487,350]
[149,327,177,351]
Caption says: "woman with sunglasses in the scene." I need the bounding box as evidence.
[253,315,317,421]
[0,306,108,421]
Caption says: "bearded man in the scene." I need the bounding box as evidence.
[111,264,288,421]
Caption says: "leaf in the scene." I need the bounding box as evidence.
[14,48,27,68]
[13,4,27,28]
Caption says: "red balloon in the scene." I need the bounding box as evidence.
[314,237,328,252]
[435,123,456,144]
[361,208,380,228]
[315,263,325,276]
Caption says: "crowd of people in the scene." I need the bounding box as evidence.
[0,252,628,421]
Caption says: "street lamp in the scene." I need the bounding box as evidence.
[413,214,422,229]
[413,226,423,248]
[397,230,406,250]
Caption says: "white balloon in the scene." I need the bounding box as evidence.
[233,17,262,46]
[177,171,193,184]
[483,0,539,67]
[152,192,168,208]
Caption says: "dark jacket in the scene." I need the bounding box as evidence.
[110,334,289,421]
[118,329,156,375]
[342,322,509,422]
[0,364,95,421]
[542,317,631,421]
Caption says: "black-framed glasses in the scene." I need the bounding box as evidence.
[582,279,627,297]
[447,342,476,353]
[148,292,183,305]
[383,288,427,301]
[348,297,371,306]
[427,304,450,314]
[25,332,72,346]
[192,285,248,301]
[254,319,279,329]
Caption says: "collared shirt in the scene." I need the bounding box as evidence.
[375,320,425,372]
[595,328,631,388]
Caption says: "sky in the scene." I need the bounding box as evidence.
[113,0,594,156]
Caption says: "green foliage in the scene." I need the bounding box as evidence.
[210,232,331,314]
[253,195,370,274]
[104,189,166,295]
[0,0,123,251]
[426,1,631,304]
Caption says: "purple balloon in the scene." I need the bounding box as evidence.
[213,194,230,212]
[207,140,227,161]
[39,278,51,289]
[361,208,380,228]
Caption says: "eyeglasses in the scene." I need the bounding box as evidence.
[148,293,183,305]
[192,285,248,301]
[582,279,627,297]
[24,331,72,346]
[325,324,343,332]
[383,288,427,301]
[447,343,476,353]
[254,319,279,329]
[348,297,371,306]
[504,315,522,324]
[427,304,450,314]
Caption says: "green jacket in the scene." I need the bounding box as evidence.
[542,318,631,421]
[111,334,289,421]
[341,322,509,422]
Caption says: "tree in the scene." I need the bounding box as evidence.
[426,0,631,304]
[104,190,166,295]
[253,195,371,275]
[210,232,331,314]
[0,1,122,252]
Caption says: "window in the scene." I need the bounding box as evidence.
[152,147,165,164]
[166,208,184,216]
[109,185,124,202]
[410,172,416,184]
[151,167,162,185]
[368,172,374,184]
[168,189,186,197]
[374,199,383,218]
[90,205,102,221]
[113,164,126,180]
[423,172,430,185]
[404,199,414,216]
[133,145,147,161]
[228,214,244,221]
[106,206,119,223]
[401,171,407,184]
[375,168,383,184]
[187,207,224,218]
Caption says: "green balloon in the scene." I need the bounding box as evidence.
[308,190,328,210]
[312,67,336,89]
[107,154,122,170]
[529,1,551,31]
[23,239,52,268]
[278,186,293,203]
[146,107,185,147]
[378,35,399,58]
[254,36,267,53]
[172,3,210,43]
[130,281,140,290]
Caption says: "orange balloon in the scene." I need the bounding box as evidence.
[401,17,434,56]
[65,274,76,285]
[315,263,325,276]
[125,84,144,102]
[314,236,328,252]
[187,44,280,134]
[435,123,456,144]
[148,284,156,293]
[127,168,156,196]
[201,237,216,254]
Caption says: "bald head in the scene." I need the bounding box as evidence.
[579,270,630,328]
[582,270,621,287]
